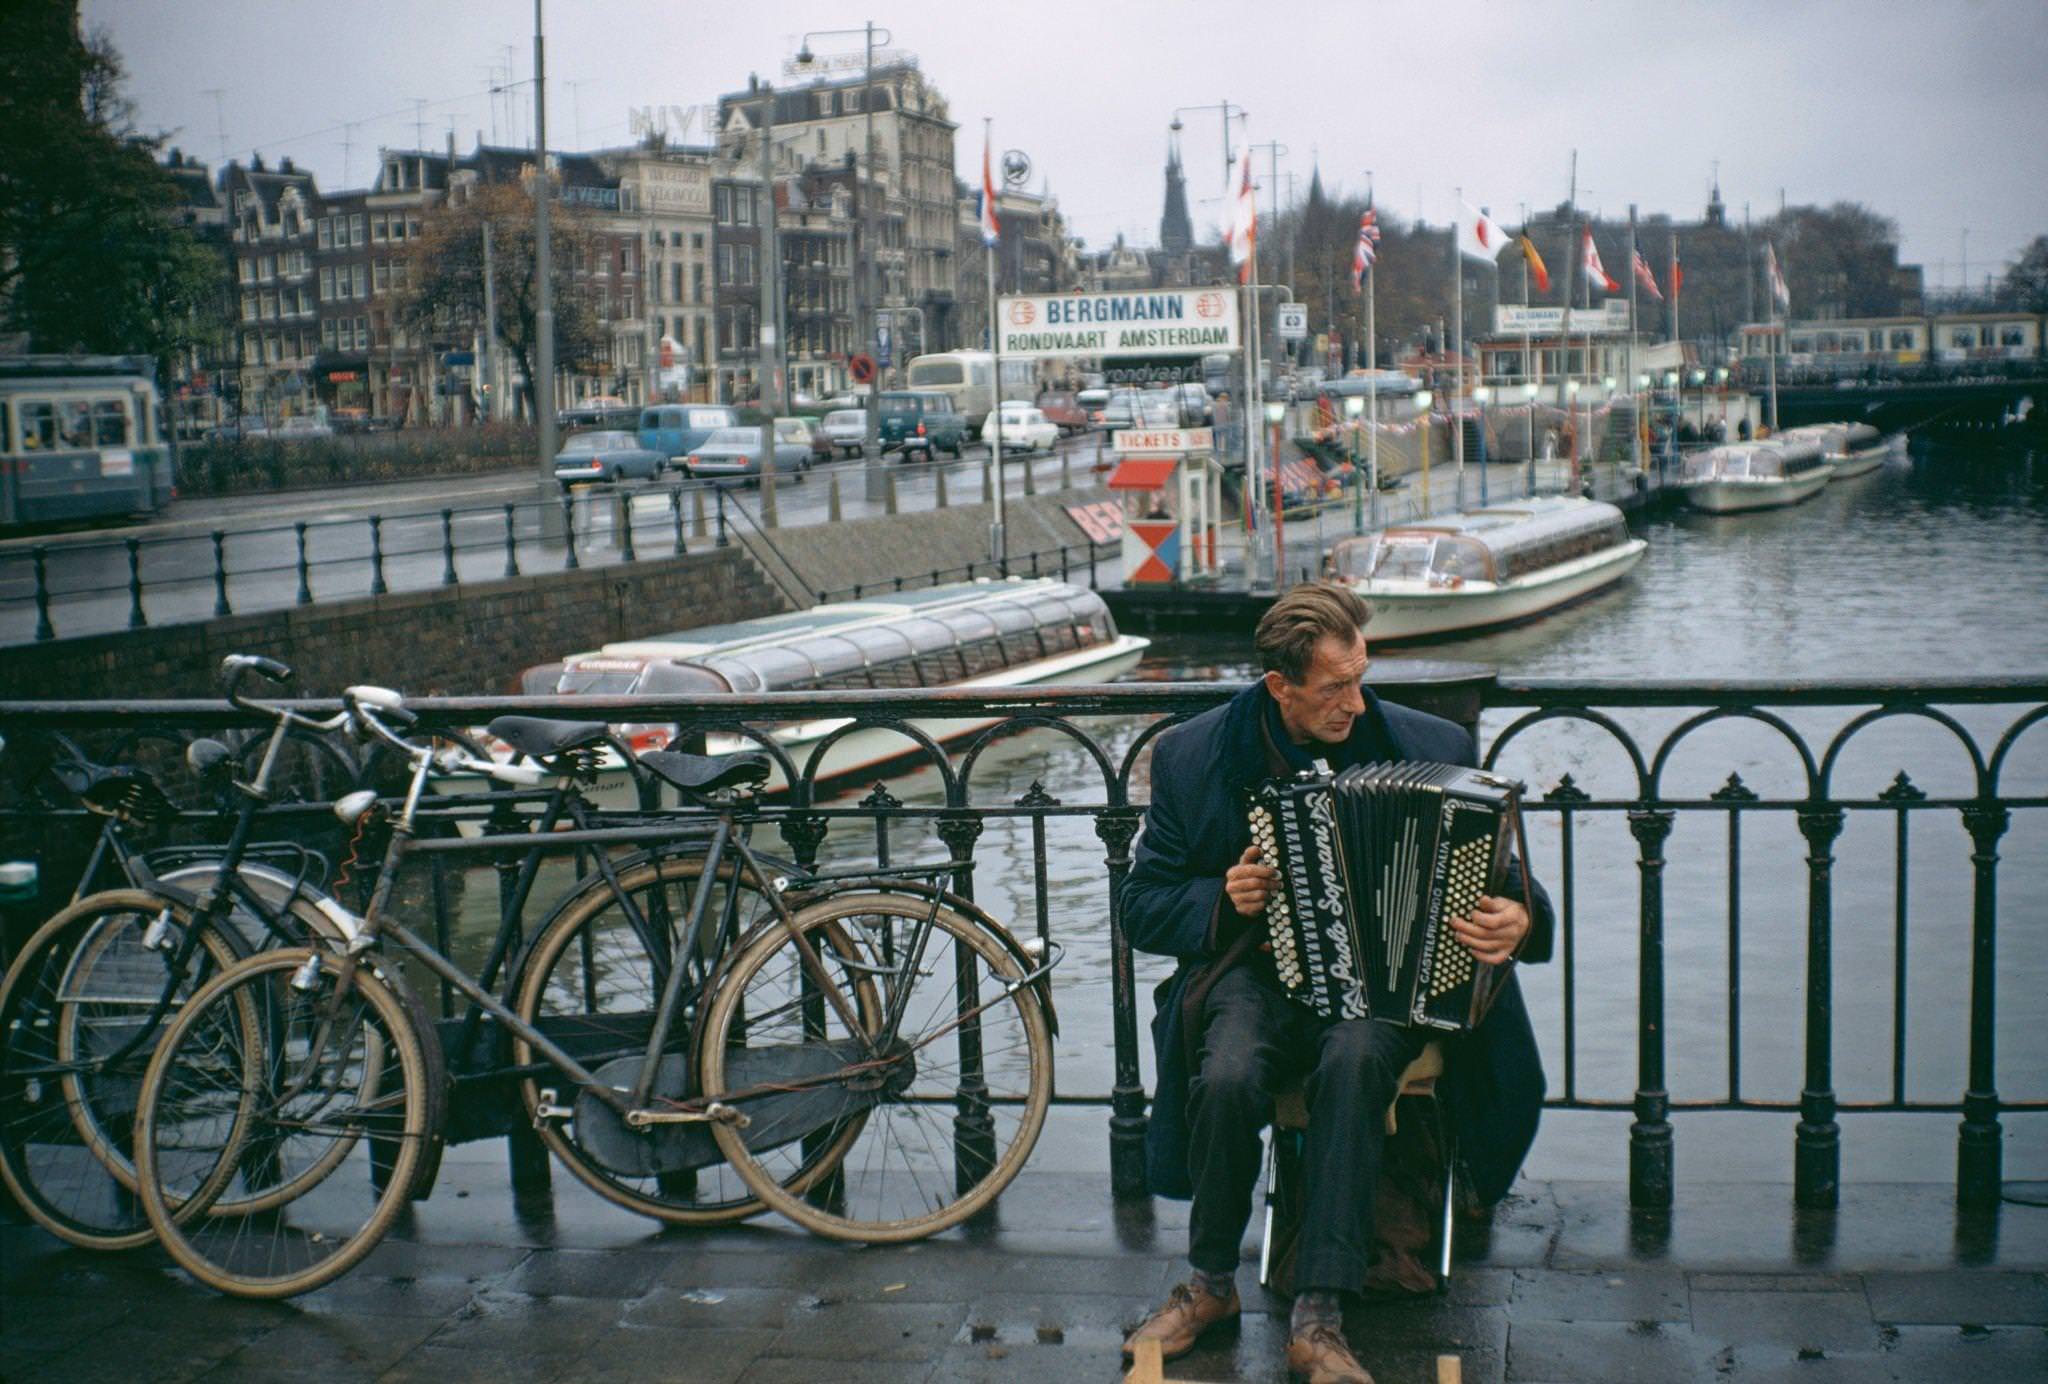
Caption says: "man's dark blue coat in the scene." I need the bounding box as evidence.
[1122,679,1553,1204]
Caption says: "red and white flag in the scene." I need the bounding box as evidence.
[979,134,1001,248]
[1350,208,1380,292]
[1226,147,1258,284]
[1765,243,1790,311]
[1458,200,1511,262]
[1671,244,1684,301]
[1632,249,1664,301]
[1581,227,1620,294]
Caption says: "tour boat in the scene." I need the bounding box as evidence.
[1321,497,1648,642]
[1677,438,1835,513]
[470,578,1149,808]
[1777,421,1899,480]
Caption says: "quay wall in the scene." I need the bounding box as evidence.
[0,490,1110,700]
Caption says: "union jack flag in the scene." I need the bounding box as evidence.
[1351,209,1381,292]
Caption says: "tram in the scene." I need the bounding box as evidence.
[0,355,175,528]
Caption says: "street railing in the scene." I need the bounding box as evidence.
[3,671,2041,1213]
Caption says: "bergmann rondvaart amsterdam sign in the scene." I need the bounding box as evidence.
[996,290,1240,359]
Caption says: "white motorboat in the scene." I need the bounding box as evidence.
[456,578,1149,811]
[1322,497,1648,642]
[1778,421,1899,480]
[1678,439,1835,512]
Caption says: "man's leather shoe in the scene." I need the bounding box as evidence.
[1121,1282,1240,1361]
[1286,1322,1374,1383]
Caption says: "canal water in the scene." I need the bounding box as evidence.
[794,443,2048,1184]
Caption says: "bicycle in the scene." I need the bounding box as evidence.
[0,656,355,1250]
[132,684,1059,1297]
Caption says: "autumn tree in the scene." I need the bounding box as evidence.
[0,4,227,383]
[401,180,610,418]
[1995,236,2048,313]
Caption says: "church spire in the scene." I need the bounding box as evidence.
[1160,133,1192,256]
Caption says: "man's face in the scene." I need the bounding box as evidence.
[1266,632,1369,747]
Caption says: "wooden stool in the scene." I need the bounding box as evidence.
[1256,1040,1454,1294]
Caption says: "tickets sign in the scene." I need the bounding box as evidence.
[997,290,1240,359]
[1111,427,1214,452]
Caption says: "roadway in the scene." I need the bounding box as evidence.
[0,436,1117,645]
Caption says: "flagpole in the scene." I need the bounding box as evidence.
[1367,251,1378,531]
[1452,186,1465,512]
[1522,249,1534,495]
[985,119,1006,569]
[1766,253,1780,434]
[1628,204,1641,474]
[1669,227,1681,469]
[1246,220,1267,588]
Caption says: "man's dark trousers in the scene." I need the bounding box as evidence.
[1186,963,1426,1293]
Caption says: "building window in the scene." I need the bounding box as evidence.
[714,186,730,223]
[238,258,255,284]
[691,232,704,251]
[407,216,421,239]
[262,292,278,320]
[736,189,753,226]
[373,261,389,294]
[670,263,683,302]
[622,241,635,272]
[319,266,334,299]
[241,296,257,323]
[691,263,705,303]
[322,318,337,350]
[719,244,733,285]
[317,218,332,250]
[621,290,634,318]
[350,214,366,246]
[355,317,369,351]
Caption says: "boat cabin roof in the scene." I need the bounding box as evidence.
[1370,496,1629,552]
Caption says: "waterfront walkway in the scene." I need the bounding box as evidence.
[4,1110,2043,1382]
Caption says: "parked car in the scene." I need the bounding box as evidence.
[274,415,335,441]
[773,416,826,467]
[820,408,869,457]
[553,430,669,488]
[639,403,740,461]
[1036,391,1089,435]
[877,390,967,458]
[980,403,1060,453]
[684,426,812,484]
[1099,389,1143,430]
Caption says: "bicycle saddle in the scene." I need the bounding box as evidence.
[486,715,612,761]
[53,760,180,822]
[639,750,772,795]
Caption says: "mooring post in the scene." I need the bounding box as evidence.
[125,538,145,627]
[1957,801,2011,1209]
[502,503,520,577]
[669,486,687,555]
[211,530,232,614]
[1627,806,1676,1209]
[31,546,55,641]
[440,510,457,585]
[366,516,387,596]
[561,495,579,569]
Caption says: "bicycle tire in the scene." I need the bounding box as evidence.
[700,890,1053,1243]
[509,853,876,1225]
[134,947,431,1299]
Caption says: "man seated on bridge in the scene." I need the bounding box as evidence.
[1120,582,1553,1384]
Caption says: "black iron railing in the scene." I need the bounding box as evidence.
[2,672,2041,1211]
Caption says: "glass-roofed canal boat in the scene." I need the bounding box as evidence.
[1775,420,1902,481]
[461,579,1149,809]
[1677,436,1836,512]
[1321,496,1648,641]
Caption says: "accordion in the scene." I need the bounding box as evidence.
[1246,762,1526,1031]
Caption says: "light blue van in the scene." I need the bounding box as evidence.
[639,403,740,461]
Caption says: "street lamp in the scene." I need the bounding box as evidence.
[795,23,893,500]
[1413,391,1435,514]
[1170,101,1247,199]
[1343,394,1368,532]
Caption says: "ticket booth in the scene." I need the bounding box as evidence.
[1106,438,1220,585]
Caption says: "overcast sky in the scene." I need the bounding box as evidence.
[92,0,2048,290]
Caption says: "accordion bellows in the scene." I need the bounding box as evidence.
[1248,762,1524,1031]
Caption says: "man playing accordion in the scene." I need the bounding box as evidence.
[1121,582,1554,1384]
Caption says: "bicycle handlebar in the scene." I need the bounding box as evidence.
[219,653,353,739]
[341,685,547,787]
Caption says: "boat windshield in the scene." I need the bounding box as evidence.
[555,668,640,694]
[1369,537,1434,580]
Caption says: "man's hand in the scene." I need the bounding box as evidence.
[1450,894,1529,966]
[1225,843,1279,920]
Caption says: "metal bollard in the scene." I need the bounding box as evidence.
[211,530,232,615]
[827,470,843,523]
[561,495,579,569]
[981,457,993,503]
[692,486,708,539]
[296,522,314,602]
[440,510,457,585]
[502,503,520,577]
[884,466,898,515]
[1023,450,1037,497]
[367,516,388,595]
[31,546,54,641]
[670,486,687,555]
[935,462,949,508]
[125,538,145,627]
[1061,447,1071,491]
[714,489,728,547]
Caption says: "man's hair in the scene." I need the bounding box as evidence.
[1254,582,1371,683]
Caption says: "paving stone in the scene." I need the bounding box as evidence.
[949,1291,1164,1351]
[1863,1269,2048,1325]
[495,1246,669,1299]
[211,1312,445,1376]
[765,1298,970,1363]
[924,1341,1130,1382]
[1720,1341,1907,1383]
[1346,1298,1510,1355]
[374,1344,575,1384]
[1510,1266,1691,1322]
[1690,1272,1865,1293]
[1687,1288,1879,1354]
[621,1284,805,1331]
[287,1273,489,1321]
[5,1320,263,1384]
[414,1289,627,1357]
[1873,1323,2048,1381]
[734,1358,934,1383]
[569,1324,779,1383]
[1507,1319,1731,1383]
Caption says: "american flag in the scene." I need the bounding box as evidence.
[1351,209,1380,292]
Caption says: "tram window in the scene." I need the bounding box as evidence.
[92,399,129,446]
[60,401,93,448]
[0,401,8,452]
[19,401,56,450]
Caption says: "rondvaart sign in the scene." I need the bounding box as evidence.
[996,290,1240,360]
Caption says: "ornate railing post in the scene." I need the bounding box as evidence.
[1957,801,2010,1209]
[210,530,232,615]
[669,485,687,555]
[561,496,579,570]
[1627,806,1676,1210]
[1795,804,1845,1209]
[31,546,55,641]
[294,522,313,604]
[367,516,388,595]
[936,811,995,1196]
[618,495,637,562]
[440,510,457,586]
[125,538,146,628]
[502,503,520,578]
[1095,806,1148,1198]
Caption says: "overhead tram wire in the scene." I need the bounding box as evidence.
[236,80,514,169]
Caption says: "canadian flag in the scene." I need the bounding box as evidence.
[1582,228,1620,294]
[1226,147,1257,284]
[1632,249,1664,302]
[1458,201,1510,262]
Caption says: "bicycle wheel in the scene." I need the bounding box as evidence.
[0,889,240,1250]
[700,889,1053,1243]
[510,853,876,1225]
[135,948,431,1299]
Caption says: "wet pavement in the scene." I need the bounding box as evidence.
[3,1109,2044,1382]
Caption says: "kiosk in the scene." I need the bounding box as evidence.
[1106,427,1221,585]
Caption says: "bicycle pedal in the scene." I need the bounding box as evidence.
[142,910,177,953]
[533,1088,575,1126]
